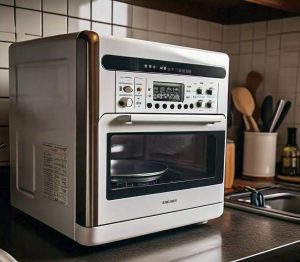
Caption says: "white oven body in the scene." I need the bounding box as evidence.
[9,32,229,245]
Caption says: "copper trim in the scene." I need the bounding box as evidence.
[77,31,99,227]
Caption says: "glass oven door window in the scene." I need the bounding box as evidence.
[107,131,225,200]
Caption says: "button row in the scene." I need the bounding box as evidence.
[147,103,213,109]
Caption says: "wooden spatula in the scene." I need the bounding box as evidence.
[231,87,260,132]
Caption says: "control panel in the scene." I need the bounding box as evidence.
[116,72,219,114]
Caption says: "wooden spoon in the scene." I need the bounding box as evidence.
[246,71,263,122]
[231,87,260,132]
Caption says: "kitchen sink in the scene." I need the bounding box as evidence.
[225,184,300,223]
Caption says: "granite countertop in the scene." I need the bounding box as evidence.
[1,169,300,262]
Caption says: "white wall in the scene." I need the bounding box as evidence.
[223,18,300,157]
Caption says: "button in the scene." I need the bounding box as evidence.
[155,103,160,109]
[177,104,182,109]
[137,87,142,92]
[196,88,202,95]
[190,103,194,109]
[123,85,133,93]
[119,97,133,107]
[163,104,167,109]
[170,104,175,109]
[206,100,213,108]
[147,103,152,108]
[196,100,203,108]
[184,104,188,109]
[206,88,213,95]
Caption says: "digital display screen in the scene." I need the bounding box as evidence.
[153,82,184,102]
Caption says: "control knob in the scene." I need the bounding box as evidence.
[206,88,214,95]
[206,100,214,108]
[119,97,133,107]
[196,88,202,95]
[196,100,203,108]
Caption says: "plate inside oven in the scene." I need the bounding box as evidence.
[111,160,168,183]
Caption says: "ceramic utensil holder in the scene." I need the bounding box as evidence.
[243,132,277,178]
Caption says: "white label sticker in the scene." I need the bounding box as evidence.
[43,143,68,205]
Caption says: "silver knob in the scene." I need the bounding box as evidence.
[123,85,133,93]
[119,97,133,107]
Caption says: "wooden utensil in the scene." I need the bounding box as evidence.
[231,87,260,132]
[246,71,263,122]
[261,96,273,132]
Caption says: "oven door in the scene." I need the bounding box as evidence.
[98,114,226,225]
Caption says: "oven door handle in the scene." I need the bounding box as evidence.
[116,114,225,124]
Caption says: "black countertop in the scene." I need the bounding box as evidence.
[1,169,300,262]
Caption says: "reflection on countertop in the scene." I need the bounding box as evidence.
[1,168,300,262]
[1,204,300,261]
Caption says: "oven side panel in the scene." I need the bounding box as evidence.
[9,35,78,239]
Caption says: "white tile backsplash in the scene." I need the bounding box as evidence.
[165,12,181,35]
[0,6,14,33]
[43,0,67,15]
[253,22,266,39]
[281,33,300,50]
[164,34,181,45]
[148,9,165,32]
[252,54,265,72]
[43,13,67,36]
[148,31,166,43]
[198,19,210,39]
[241,23,253,40]
[0,42,10,68]
[16,33,41,41]
[253,40,265,53]
[240,41,252,54]
[92,22,111,36]
[282,17,300,33]
[113,25,131,37]
[267,35,280,50]
[210,22,222,41]
[198,39,210,50]
[68,0,91,20]
[278,67,297,93]
[16,0,41,10]
[181,37,197,48]
[267,19,282,35]
[280,51,299,67]
[0,69,8,97]
[182,16,198,37]
[132,29,147,40]
[16,8,41,36]
[68,17,90,33]
[0,32,15,42]
[92,0,112,24]
[222,24,240,42]
[222,42,239,54]
[132,5,148,30]
[0,0,13,5]
[113,1,132,27]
